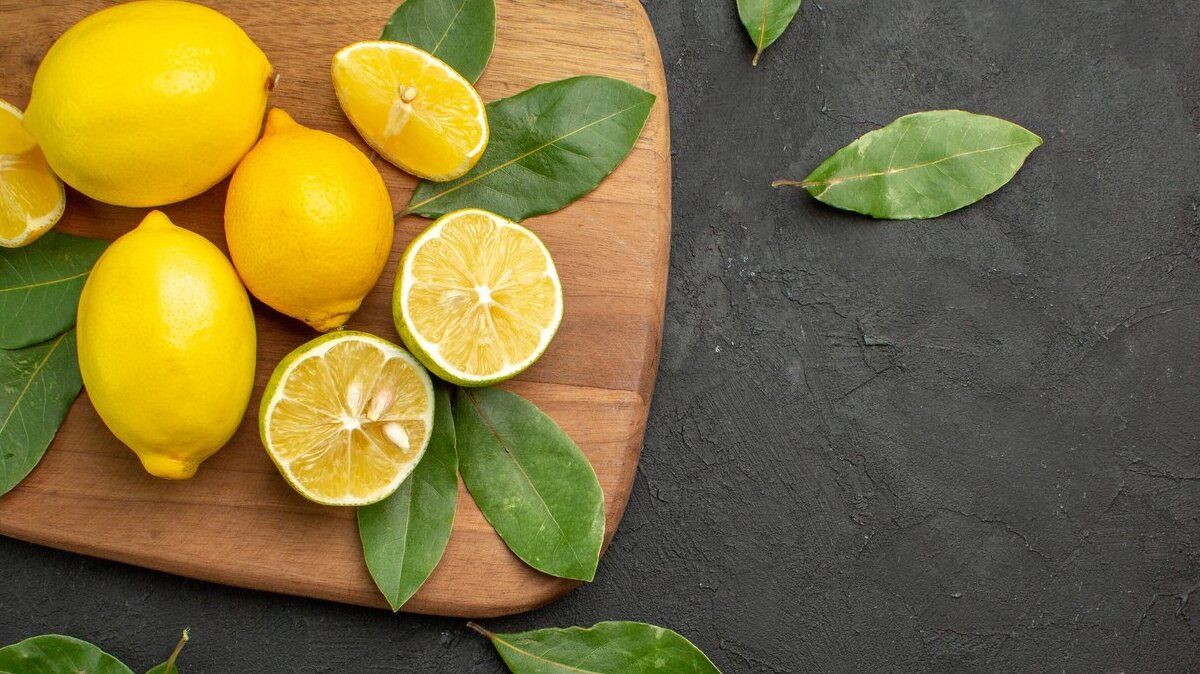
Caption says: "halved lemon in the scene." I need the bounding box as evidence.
[260,331,435,506]
[332,41,488,182]
[394,208,563,387]
[1,99,65,248]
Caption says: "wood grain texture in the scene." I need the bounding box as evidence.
[0,0,669,618]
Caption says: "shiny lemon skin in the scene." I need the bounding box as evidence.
[23,0,272,207]
[225,108,394,332]
[77,211,257,479]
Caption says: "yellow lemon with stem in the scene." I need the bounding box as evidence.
[23,0,272,207]
[224,108,394,332]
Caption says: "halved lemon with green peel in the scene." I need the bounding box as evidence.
[1,99,65,248]
[332,41,488,181]
[395,208,563,387]
[260,331,435,506]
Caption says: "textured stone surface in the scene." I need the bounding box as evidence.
[3,1,1199,671]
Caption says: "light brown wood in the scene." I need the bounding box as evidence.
[0,0,669,617]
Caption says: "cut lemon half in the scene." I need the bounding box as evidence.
[1,99,65,248]
[332,41,489,182]
[395,208,563,387]
[260,331,435,506]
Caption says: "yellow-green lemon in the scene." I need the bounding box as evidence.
[77,210,257,479]
[23,0,272,207]
[225,108,394,332]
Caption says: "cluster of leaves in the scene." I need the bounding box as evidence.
[354,0,653,612]
[0,232,106,498]
[736,3,1041,215]
[0,623,721,674]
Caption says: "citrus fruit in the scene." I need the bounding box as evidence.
[23,0,272,207]
[332,41,488,181]
[394,208,563,387]
[76,211,257,479]
[260,331,434,506]
[225,108,394,332]
[0,99,64,248]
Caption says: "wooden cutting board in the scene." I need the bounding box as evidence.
[0,0,669,618]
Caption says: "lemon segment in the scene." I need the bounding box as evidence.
[332,41,488,182]
[0,99,65,248]
[261,331,434,506]
[395,209,563,387]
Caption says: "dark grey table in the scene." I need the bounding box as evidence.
[3,1,1198,671]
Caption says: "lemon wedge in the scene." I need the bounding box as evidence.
[332,41,488,181]
[0,99,65,248]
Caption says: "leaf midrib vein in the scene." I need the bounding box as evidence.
[0,332,66,441]
[804,140,1037,189]
[464,391,586,572]
[430,0,467,55]
[0,269,89,294]
[406,99,650,214]
[492,635,606,674]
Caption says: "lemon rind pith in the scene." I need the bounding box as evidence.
[260,331,435,506]
[397,208,564,387]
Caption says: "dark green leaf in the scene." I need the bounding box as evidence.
[776,109,1042,220]
[0,231,107,349]
[737,0,803,66]
[0,330,81,496]
[455,387,603,581]
[144,664,181,674]
[381,0,495,83]
[473,621,723,674]
[406,76,655,221]
[0,634,134,674]
[359,384,458,610]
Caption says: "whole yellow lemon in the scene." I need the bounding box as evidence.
[23,0,272,207]
[225,108,394,332]
[77,211,257,479]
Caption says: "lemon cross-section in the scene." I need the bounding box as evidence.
[0,99,64,248]
[395,208,564,387]
[332,41,488,182]
[260,331,435,506]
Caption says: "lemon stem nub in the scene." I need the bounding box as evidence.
[400,86,418,103]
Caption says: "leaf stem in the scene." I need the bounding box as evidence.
[467,621,496,640]
[771,179,809,188]
[163,628,189,673]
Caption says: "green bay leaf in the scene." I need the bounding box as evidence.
[0,329,82,497]
[406,76,655,221]
[381,0,495,83]
[455,387,604,581]
[777,109,1042,220]
[144,663,181,674]
[0,231,108,349]
[143,628,188,674]
[737,0,803,66]
[0,634,134,674]
[474,621,723,674]
[358,384,458,611]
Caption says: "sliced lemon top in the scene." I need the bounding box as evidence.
[396,208,563,387]
[261,331,434,506]
[332,41,488,182]
[0,99,65,247]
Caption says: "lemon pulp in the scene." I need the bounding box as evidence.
[395,208,563,386]
[261,331,434,506]
[0,99,64,247]
[332,41,488,181]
